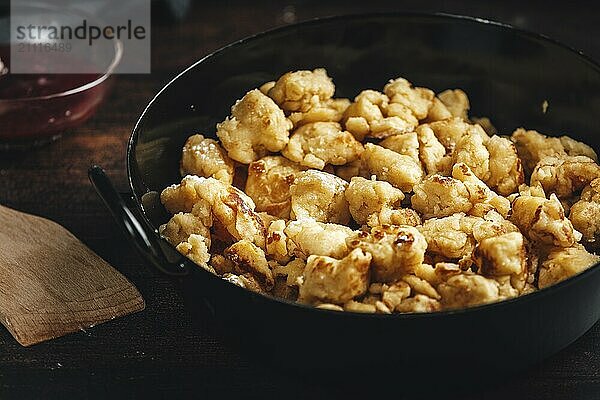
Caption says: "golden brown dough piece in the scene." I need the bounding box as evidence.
[343,90,417,141]
[268,68,335,112]
[420,211,519,267]
[486,135,524,196]
[217,89,292,164]
[299,248,372,305]
[424,97,453,122]
[282,121,363,169]
[346,225,427,282]
[161,176,266,248]
[569,178,600,243]
[437,273,501,309]
[451,163,511,218]
[395,294,442,313]
[288,98,350,127]
[175,234,212,272]
[411,164,510,220]
[530,154,600,198]
[344,177,403,225]
[411,175,472,219]
[265,219,291,264]
[379,132,420,164]
[415,124,452,175]
[289,170,350,224]
[383,77,434,120]
[437,89,470,120]
[224,240,274,290]
[511,128,565,175]
[538,245,600,288]
[474,231,526,278]
[419,213,478,262]
[559,136,598,161]
[511,128,598,176]
[362,143,423,192]
[284,218,354,260]
[180,134,235,184]
[161,175,206,214]
[159,212,211,249]
[452,130,490,181]
[423,117,487,153]
[510,192,578,248]
[245,156,305,219]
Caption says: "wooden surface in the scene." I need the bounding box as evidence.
[1,1,600,398]
[0,205,144,347]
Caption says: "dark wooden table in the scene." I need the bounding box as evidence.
[1,1,600,398]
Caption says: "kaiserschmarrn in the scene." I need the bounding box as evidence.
[159,68,600,313]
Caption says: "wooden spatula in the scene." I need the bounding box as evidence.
[0,204,145,346]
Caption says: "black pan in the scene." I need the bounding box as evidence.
[89,13,600,378]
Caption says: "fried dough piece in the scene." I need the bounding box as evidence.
[344,177,405,225]
[282,121,363,169]
[180,134,235,184]
[299,248,372,305]
[161,175,206,214]
[419,213,478,261]
[396,294,442,313]
[511,128,565,175]
[175,234,212,272]
[474,231,526,277]
[362,143,423,192]
[510,192,578,247]
[346,225,427,282]
[379,281,411,311]
[284,218,354,260]
[538,245,600,288]
[335,159,369,182]
[424,97,453,122]
[379,132,420,164]
[265,219,291,264]
[486,135,524,196]
[245,156,305,219]
[224,240,274,290]
[559,136,598,161]
[343,90,417,140]
[530,154,600,198]
[290,170,350,224]
[452,163,511,218]
[159,212,211,249]
[161,176,266,248]
[424,117,488,152]
[415,124,451,175]
[268,68,335,112]
[411,175,472,219]
[451,130,524,196]
[437,273,500,309]
[288,98,350,127]
[217,89,292,164]
[420,211,519,265]
[437,89,469,120]
[383,77,434,120]
[512,128,598,176]
[271,258,306,288]
[366,207,422,228]
[569,178,600,243]
[452,131,490,181]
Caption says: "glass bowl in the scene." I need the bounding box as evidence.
[0,4,122,149]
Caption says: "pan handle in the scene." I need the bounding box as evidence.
[88,165,190,277]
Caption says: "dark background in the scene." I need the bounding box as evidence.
[1,1,600,398]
